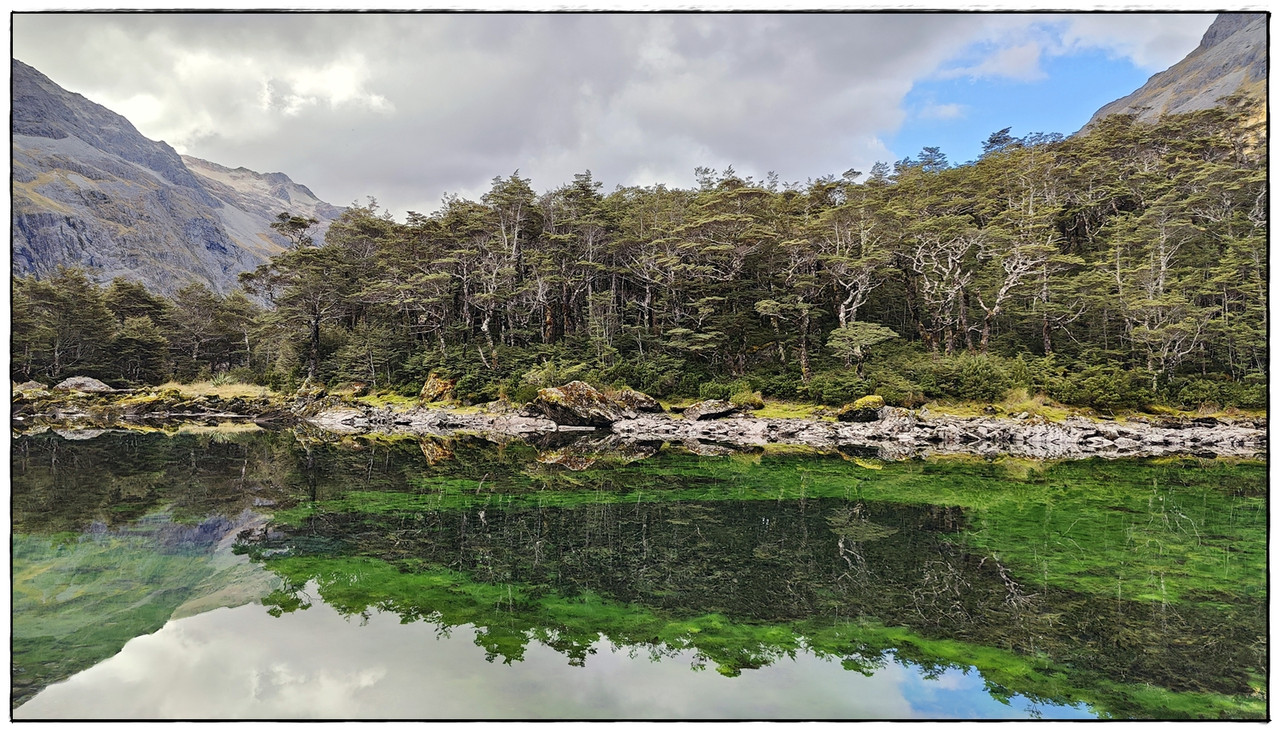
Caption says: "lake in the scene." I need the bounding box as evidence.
[10,426,1267,719]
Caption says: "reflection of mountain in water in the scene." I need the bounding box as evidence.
[10,430,297,709]
[8,428,1267,719]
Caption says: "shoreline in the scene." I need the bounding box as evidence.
[11,386,1267,461]
[305,402,1267,461]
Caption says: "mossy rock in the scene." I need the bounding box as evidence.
[419,373,456,403]
[837,395,886,423]
[729,390,765,410]
[611,388,663,413]
[12,381,52,401]
[524,381,623,427]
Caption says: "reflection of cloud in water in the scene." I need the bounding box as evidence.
[16,600,1080,720]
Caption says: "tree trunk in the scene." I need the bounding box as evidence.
[308,316,320,380]
[798,308,811,384]
[959,289,975,352]
[771,315,785,363]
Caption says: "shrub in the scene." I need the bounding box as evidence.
[1052,366,1154,412]
[750,367,804,399]
[600,354,688,397]
[699,381,732,401]
[913,354,1010,402]
[510,381,540,404]
[808,370,869,406]
[729,389,765,409]
[863,368,924,407]
[1175,375,1267,410]
[226,367,258,385]
[1175,379,1222,410]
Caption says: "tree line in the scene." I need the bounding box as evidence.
[11,97,1267,412]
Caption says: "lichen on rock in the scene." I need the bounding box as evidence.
[53,376,114,393]
[523,381,623,427]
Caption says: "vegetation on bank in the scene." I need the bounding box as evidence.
[11,101,1267,416]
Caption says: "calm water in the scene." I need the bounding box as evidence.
[10,426,1267,719]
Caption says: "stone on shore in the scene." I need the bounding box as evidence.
[53,376,114,393]
[521,381,623,427]
[683,399,740,421]
[611,388,663,413]
[837,395,885,422]
[419,373,456,403]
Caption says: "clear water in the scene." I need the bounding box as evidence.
[10,427,1267,719]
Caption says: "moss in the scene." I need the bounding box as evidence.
[852,394,885,410]
[751,400,830,420]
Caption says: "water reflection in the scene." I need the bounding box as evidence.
[9,428,1267,719]
[15,597,1092,720]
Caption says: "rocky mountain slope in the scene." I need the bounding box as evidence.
[11,59,342,295]
[1085,12,1266,126]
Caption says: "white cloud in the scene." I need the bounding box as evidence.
[919,102,968,121]
[1055,14,1216,70]
[11,12,1214,219]
[938,41,1047,82]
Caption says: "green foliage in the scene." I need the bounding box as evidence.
[1052,366,1156,413]
[861,367,924,407]
[807,370,870,406]
[698,380,732,401]
[826,323,900,364]
[110,316,170,385]
[10,99,1267,407]
[1170,375,1266,411]
[913,354,1012,402]
[729,388,765,409]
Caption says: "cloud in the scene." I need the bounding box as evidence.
[11,13,1212,219]
[1055,14,1216,70]
[919,103,967,121]
[937,41,1047,82]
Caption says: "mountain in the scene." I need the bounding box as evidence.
[11,59,342,295]
[1085,13,1266,127]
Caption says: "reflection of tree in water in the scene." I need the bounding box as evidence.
[247,493,1263,706]
[11,430,308,534]
[11,430,1265,718]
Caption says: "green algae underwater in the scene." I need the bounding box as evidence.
[10,428,1267,719]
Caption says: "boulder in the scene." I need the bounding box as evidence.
[524,381,623,427]
[611,388,663,413]
[419,372,456,403]
[837,395,885,422]
[53,376,114,393]
[13,381,51,400]
[683,399,740,421]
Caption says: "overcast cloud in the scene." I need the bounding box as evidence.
[12,12,1214,218]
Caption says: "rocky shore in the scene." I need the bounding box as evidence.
[307,401,1266,461]
[12,377,1267,461]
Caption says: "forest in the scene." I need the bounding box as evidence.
[11,97,1267,413]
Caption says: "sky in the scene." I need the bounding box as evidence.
[11,10,1220,220]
